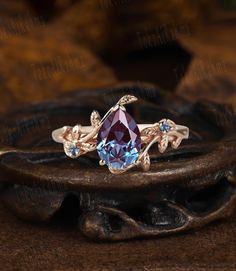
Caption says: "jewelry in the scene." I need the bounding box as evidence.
[52,95,189,174]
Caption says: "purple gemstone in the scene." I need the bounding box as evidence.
[97,108,141,170]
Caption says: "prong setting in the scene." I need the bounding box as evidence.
[99,160,106,166]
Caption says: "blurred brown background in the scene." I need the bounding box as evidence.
[0,0,236,112]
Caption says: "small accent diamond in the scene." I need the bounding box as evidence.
[159,121,171,133]
[64,142,80,158]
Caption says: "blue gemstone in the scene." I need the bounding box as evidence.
[69,145,80,156]
[97,108,141,170]
[64,143,80,158]
[159,122,170,132]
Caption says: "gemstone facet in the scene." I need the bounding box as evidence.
[97,108,141,170]
[64,142,80,158]
[159,121,171,133]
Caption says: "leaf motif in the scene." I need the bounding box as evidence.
[64,126,80,141]
[117,95,138,106]
[90,110,101,127]
[141,152,150,171]
[141,126,158,136]
[158,135,169,153]
[171,136,182,149]
[72,125,80,134]
[81,142,97,152]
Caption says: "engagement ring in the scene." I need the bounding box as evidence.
[52,95,189,174]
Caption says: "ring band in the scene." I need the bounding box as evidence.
[52,95,189,174]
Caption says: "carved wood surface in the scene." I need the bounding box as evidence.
[0,86,236,243]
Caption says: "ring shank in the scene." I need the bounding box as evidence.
[52,124,189,143]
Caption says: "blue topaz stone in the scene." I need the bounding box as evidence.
[159,121,171,133]
[64,142,80,158]
[97,108,141,170]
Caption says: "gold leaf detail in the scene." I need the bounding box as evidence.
[117,95,138,106]
[90,110,101,127]
[158,135,169,153]
[141,152,150,171]
[141,126,159,136]
[81,142,97,152]
[171,136,182,149]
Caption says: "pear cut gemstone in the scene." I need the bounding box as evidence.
[97,108,141,170]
